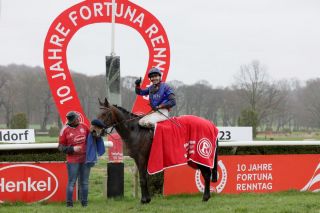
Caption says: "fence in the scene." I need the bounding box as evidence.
[0,141,113,150]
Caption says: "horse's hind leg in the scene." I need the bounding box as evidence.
[198,165,211,201]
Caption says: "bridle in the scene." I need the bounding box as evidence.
[99,106,152,135]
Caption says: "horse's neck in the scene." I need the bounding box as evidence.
[113,108,133,141]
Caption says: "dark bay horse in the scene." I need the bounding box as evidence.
[97,98,218,203]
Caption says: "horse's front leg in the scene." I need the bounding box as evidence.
[199,165,211,201]
[138,166,151,204]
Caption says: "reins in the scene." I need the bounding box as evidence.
[100,107,154,138]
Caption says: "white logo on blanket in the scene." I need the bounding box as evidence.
[197,138,212,159]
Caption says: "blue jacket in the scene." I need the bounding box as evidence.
[86,133,105,166]
[136,82,176,109]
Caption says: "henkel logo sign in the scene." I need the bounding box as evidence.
[43,0,170,125]
[0,164,58,203]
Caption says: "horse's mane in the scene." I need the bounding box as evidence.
[113,105,140,118]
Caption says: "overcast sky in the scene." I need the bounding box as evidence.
[0,0,319,87]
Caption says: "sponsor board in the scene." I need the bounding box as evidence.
[164,154,320,195]
[0,129,35,143]
[107,133,123,163]
[0,162,75,203]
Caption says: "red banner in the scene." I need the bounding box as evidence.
[0,162,76,203]
[164,154,320,195]
[43,0,170,124]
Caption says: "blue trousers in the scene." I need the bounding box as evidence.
[66,163,91,205]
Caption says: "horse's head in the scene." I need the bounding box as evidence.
[97,98,118,128]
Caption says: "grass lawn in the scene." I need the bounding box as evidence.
[35,136,58,143]
[1,159,320,213]
[256,132,320,141]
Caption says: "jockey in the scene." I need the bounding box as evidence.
[135,67,176,128]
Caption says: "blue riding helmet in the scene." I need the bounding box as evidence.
[148,67,162,78]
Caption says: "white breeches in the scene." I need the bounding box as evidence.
[138,109,169,127]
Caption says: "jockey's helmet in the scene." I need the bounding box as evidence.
[148,67,162,78]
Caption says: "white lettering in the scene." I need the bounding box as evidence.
[145,24,158,38]
[93,3,103,17]
[115,4,124,17]
[123,6,136,21]
[6,181,15,192]
[153,59,166,70]
[49,61,64,71]
[236,182,273,191]
[80,6,92,20]
[57,86,70,98]
[154,48,166,58]
[0,177,52,192]
[48,49,62,60]
[151,35,164,47]
[133,13,144,27]
[52,73,66,80]
[49,35,64,47]
[55,22,70,37]
[69,11,78,26]
[60,96,73,105]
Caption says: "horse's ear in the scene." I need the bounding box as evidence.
[104,97,110,107]
[98,98,103,106]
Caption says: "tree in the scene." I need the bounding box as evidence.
[10,113,28,129]
[238,109,258,138]
[299,78,320,128]
[234,60,284,137]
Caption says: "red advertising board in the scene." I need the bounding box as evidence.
[0,162,76,203]
[107,133,123,163]
[164,154,320,195]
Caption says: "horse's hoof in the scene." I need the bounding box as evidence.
[202,195,211,202]
[140,197,151,204]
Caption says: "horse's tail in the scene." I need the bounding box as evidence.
[211,139,218,182]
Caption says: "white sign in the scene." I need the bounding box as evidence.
[218,127,252,141]
[0,129,35,143]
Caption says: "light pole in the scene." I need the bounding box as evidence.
[106,0,121,106]
[105,0,124,199]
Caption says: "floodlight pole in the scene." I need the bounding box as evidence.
[105,0,123,199]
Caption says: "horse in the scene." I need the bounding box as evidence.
[97,98,218,203]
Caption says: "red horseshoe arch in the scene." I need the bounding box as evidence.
[43,0,170,126]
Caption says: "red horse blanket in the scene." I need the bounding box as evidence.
[147,115,219,174]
